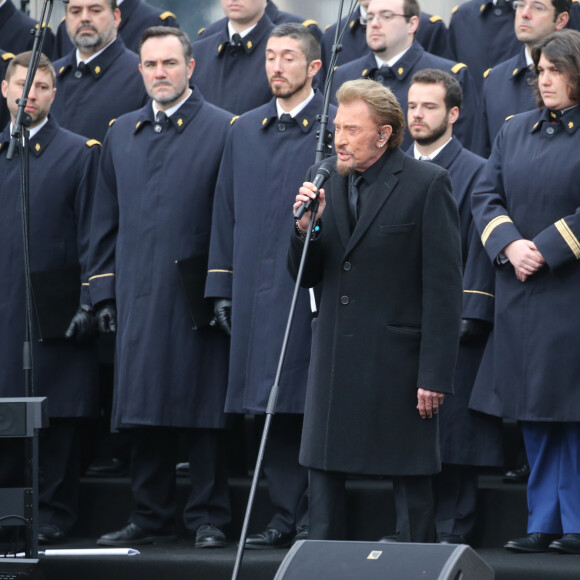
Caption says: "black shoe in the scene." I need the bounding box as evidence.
[176,462,190,477]
[97,523,175,546]
[549,533,580,554]
[437,532,467,544]
[245,528,294,550]
[503,463,530,483]
[38,524,66,545]
[194,524,227,548]
[504,532,561,553]
[378,533,399,543]
[293,525,308,543]
[86,457,128,477]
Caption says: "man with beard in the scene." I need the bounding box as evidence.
[191,0,276,115]
[0,51,100,545]
[407,69,502,544]
[89,27,232,548]
[53,0,179,59]
[0,50,13,129]
[206,23,334,549]
[51,0,147,142]
[288,79,462,543]
[473,0,571,157]
[330,0,477,151]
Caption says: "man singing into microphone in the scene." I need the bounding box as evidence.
[289,79,463,543]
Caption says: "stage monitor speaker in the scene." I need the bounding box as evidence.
[0,558,45,579]
[274,540,494,580]
[0,399,48,438]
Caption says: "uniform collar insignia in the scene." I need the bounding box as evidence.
[28,116,59,157]
[530,107,580,134]
[217,13,274,58]
[134,90,203,135]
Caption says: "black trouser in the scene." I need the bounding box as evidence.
[432,464,478,538]
[257,413,308,534]
[308,468,435,542]
[128,426,230,533]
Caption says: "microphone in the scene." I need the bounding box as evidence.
[294,161,334,220]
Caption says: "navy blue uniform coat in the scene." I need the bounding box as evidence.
[0,117,99,417]
[192,13,274,115]
[470,107,580,421]
[198,1,321,40]
[408,138,502,466]
[0,0,55,55]
[321,7,450,74]
[331,42,477,150]
[52,37,147,142]
[53,0,178,59]
[288,150,463,475]
[0,51,13,130]
[88,90,231,429]
[473,48,537,158]
[206,92,335,414]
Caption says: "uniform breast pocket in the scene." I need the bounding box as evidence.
[379,223,415,235]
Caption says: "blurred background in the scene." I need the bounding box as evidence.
[20,0,459,41]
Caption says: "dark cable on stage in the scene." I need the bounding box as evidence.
[6,0,55,561]
[230,2,357,579]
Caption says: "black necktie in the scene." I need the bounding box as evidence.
[75,61,88,78]
[154,111,169,132]
[230,33,243,54]
[349,174,363,231]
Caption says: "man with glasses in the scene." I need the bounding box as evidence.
[473,0,571,157]
[331,0,478,150]
[320,0,450,76]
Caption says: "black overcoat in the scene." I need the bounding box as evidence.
[288,150,463,475]
[88,91,231,429]
[0,118,99,417]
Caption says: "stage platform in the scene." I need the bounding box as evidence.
[2,473,580,579]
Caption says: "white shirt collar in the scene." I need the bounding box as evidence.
[0,1,7,8]
[374,44,412,69]
[10,116,49,141]
[227,20,258,41]
[152,89,192,120]
[524,46,534,67]
[413,137,452,161]
[275,89,315,119]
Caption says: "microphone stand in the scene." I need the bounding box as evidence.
[230,2,357,579]
[6,0,55,559]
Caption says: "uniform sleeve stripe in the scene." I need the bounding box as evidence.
[481,215,513,246]
[555,219,580,259]
[88,273,115,281]
[464,290,495,298]
[207,269,233,274]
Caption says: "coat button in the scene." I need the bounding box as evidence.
[154,124,163,133]
[343,261,352,271]
[494,7,502,15]
[278,123,286,132]
[340,296,349,305]
[375,75,384,83]
[74,70,83,79]
[546,126,555,135]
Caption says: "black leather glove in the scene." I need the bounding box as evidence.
[214,298,232,336]
[65,304,97,342]
[95,300,117,334]
[460,318,492,345]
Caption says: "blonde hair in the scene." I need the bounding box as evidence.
[335,79,405,150]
